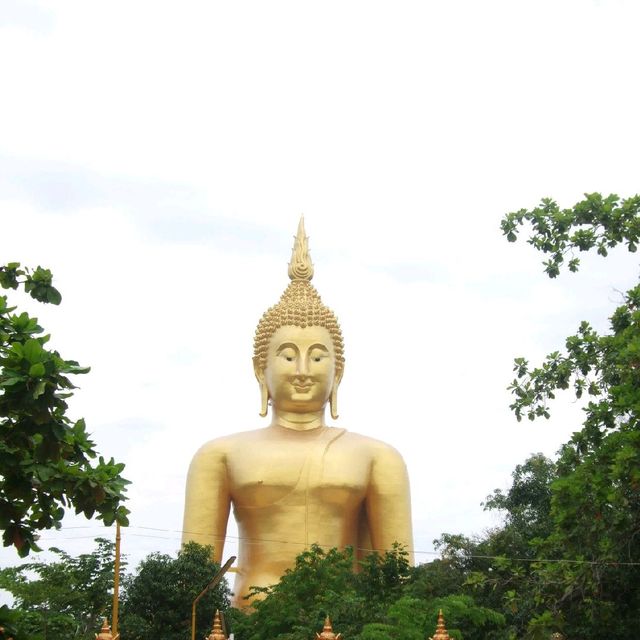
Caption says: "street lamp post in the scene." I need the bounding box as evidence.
[191,556,236,640]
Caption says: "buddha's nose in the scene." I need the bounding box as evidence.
[296,355,310,376]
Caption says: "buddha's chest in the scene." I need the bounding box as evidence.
[227,438,370,508]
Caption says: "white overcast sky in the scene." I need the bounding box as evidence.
[1,0,640,589]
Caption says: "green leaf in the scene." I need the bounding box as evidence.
[23,339,43,364]
[29,363,45,377]
[9,342,24,357]
[32,381,46,399]
[46,286,62,305]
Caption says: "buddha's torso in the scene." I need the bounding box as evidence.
[216,426,377,604]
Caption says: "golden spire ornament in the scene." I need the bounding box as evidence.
[429,609,451,640]
[206,610,227,640]
[95,619,114,640]
[316,616,343,640]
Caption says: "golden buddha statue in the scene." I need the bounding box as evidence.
[182,218,413,607]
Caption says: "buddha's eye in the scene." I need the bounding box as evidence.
[278,348,297,362]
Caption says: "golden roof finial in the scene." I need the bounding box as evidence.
[288,215,314,282]
[207,610,227,640]
[429,609,451,640]
[96,619,113,640]
[316,615,343,640]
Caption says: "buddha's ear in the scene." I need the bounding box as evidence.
[329,369,343,420]
[253,357,269,418]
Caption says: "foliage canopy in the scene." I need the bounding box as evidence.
[119,541,230,640]
[229,544,505,640]
[498,193,640,637]
[0,537,119,640]
[0,263,129,557]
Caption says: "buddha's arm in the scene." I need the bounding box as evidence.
[365,444,414,561]
[182,441,231,563]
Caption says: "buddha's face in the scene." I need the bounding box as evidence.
[262,325,337,413]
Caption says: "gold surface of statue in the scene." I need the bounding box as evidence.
[182,218,413,607]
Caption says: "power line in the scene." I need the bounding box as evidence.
[32,524,640,567]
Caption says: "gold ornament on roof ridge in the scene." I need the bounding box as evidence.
[316,615,342,640]
[429,609,451,640]
[207,610,227,640]
[253,217,344,378]
[96,619,114,640]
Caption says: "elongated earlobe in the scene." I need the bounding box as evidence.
[253,357,269,418]
[259,382,269,417]
[330,385,339,420]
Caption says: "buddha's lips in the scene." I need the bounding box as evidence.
[292,383,313,391]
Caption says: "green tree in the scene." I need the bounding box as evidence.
[501,193,640,638]
[359,596,429,640]
[427,533,531,639]
[230,545,362,640]
[229,543,505,640]
[354,543,412,623]
[0,263,129,557]
[415,454,560,639]
[404,556,467,601]
[483,453,555,544]
[356,594,505,640]
[0,605,26,640]
[0,538,120,640]
[119,541,230,640]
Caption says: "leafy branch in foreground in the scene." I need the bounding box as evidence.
[500,193,640,429]
[499,194,640,637]
[500,192,640,278]
[0,263,129,556]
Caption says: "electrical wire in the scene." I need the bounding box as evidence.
[31,524,640,567]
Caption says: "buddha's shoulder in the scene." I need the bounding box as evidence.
[340,430,406,459]
[191,428,273,455]
[191,427,405,460]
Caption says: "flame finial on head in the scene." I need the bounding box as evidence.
[288,216,314,281]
